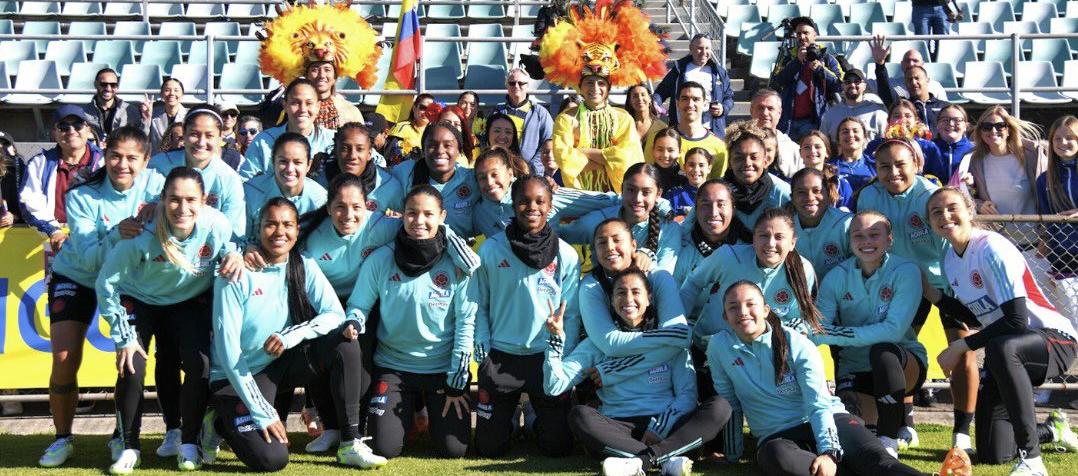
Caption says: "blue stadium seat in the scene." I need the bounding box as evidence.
[923,62,967,103]
[424,65,461,103]
[0,63,9,97]
[20,1,59,17]
[1063,60,1078,101]
[22,21,59,52]
[1002,20,1038,54]
[1068,1,1078,17]
[795,0,828,15]
[188,41,230,75]
[716,0,751,17]
[0,40,36,74]
[463,64,508,105]
[1039,0,1070,16]
[147,2,184,19]
[118,64,163,102]
[0,1,15,17]
[204,22,242,56]
[849,3,886,28]
[169,63,209,103]
[1016,61,1069,103]
[754,0,787,19]
[871,22,910,36]
[739,22,780,57]
[977,1,1015,32]
[1021,2,1058,31]
[834,0,867,17]
[983,40,1015,76]
[749,41,782,80]
[766,4,803,28]
[227,3,267,19]
[831,22,865,55]
[508,3,542,18]
[883,62,904,80]
[102,2,143,18]
[92,40,135,72]
[185,3,226,19]
[0,18,10,35]
[44,41,86,76]
[961,61,1011,104]
[426,25,464,79]
[890,40,931,64]
[62,1,102,18]
[509,24,535,64]
[68,22,105,54]
[218,63,263,105]
[467,24,506,70]
[725,5,761,38]
[428,1,465,19]
[113,21,150,55]
[6,59,61,104]
[1030,38,1071,79]
[935,39,977,77]
[387,3,425,18]
[844,41,875,71]
[233,40,262,65]
[351,3,385,18]
[957,21,993,52]
[1050,17,1078,51]
[158,22,196,56]
[1000,0,1026,17]
[808,4,842,38]
[381,22,398,38]
[140,41,183,74]
[468,3,505,19]
[58,61,109,104]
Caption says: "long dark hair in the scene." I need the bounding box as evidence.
[404,183,445,213]
[724,280,791,385]
[484,112,523,157]
[623,84,654,122]
[610,268,658,331]
[412,121,464,188]
[297,172,367,247]
[271,131,312,162]
[156,167,206,272]
[73,125,150,190]
[753,208,822,333]
[590,217,634,298]
[410,93,436,122]
[621,163,665,253]
[789,167,840,211]
[260,197,316,325]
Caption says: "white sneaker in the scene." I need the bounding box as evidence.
[879,436,900,459]
[336,437,388,469]
[660,455,693,476]
[601,456,645,476]
[157,428,182,457]
[1046,409,1078,453]
[305,429,340,453]
[108,449,140,475]
[897,426,920,450]
[953,432,974,453]
[177,443,201,471]
[199,409,222,464]
[1010,454,1047,476]
[108,437,124,462]
[38,436,74,468]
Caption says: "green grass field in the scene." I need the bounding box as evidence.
[2,424,1076,475]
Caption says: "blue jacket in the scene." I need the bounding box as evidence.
[242,173,327,246]
[770,46,842,133]
[19,143,105,237]
[391,159,480,238]
[1036,160,1078,275]
[930,136,974,185]
[793,206,853,279]
[855,176,949,288]
[472,184,619,239]
[828,153,876,194]
[491,97,555,175]
[865,137,945,186]
[652,55,735,137]
[558,204,683,274]
[300,212,399,297]
[148,150,247,241]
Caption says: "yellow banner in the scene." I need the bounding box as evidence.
[0,226,154,389]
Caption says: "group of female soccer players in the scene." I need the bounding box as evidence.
[35,89,1078,476]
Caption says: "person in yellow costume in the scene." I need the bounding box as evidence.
[541,0,668,193]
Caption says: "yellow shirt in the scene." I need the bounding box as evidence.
[644,127,729,179]
[388,121,425,156]
[552,105,643,192]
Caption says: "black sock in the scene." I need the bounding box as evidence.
[904,403,915,427]
[55,433,72,440]
[954,410,974,435]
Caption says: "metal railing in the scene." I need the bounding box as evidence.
[667,0,727,67]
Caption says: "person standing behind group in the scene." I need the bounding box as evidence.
[789,168,853,278]
[644,82,727,179]
[241,79,335,180]
[625,84,667,152]
[930,105,973,185]
[306,61,364,130]
[473,176,581,458]
[0,131,22,227]
[36,127,161,469]
[819,69,888,142]
[149,105,246,241]
[346,186,479,460]
[770,17,843,142]
[674,180,749,284]
[235,115,263,156]
[96,167,244,474]
[652,33,734,138]
[241,133,327,250]
[83,68,144,142]
[20,106,105,250]
[317,123,404,214]
[387,94,435,162]
[748,91,804,185]
[829,117,877,193]
[1038,116,1078,324]
[490,68,554,175]
[141,78,187,154]
[391,122,480,238]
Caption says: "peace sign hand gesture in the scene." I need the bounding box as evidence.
[545,300,567,339]
[140,94,152,123]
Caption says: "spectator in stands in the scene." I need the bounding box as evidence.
[434,105,475,164]
[624,84,666,151]
[911,0,949,44]
[161,122,185,152]
[829,117,877,193]
[749,90,803,179]
[83,68,144,142]
[235,115,263,156]
[387,93,435,163]
[871,37,948,131]
[219,101,240,149]
[484,112,525,165]
[897,46,947,99]
[819,69,888,142]
[865,100,944,178]
[645,82,728,178]
[930,104,973,185]
[490,68,554,175]
[770,17,842,142]
[652,33,735,138]
[1038,115,1078,323]
[307,60,363,130]
[364,112,394,162]
[0,131,23,227]
[20,106,105,249]
[143,77,188,154]
[457,91,482,145]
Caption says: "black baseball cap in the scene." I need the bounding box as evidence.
[789,16,818,34]
[364,112,388,134]
[844,69,866,82]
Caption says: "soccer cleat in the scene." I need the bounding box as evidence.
[1046,409,1078,452]
[660,455,693,476]
[108,449,140,475]
[879,436,900,459]
[336,437,388,469]
[157,428,182,457]
[305,429,340,453]
[108,437,124,462]
[897,426,920,450]
[177,443,201,471]
[38,436,74,468]
[1009,454,1047,476]
[601,456,645,476]
[199,408,222,464]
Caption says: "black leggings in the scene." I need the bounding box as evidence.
[366,368,471,459]
[837,343,926,439]
[210,333,363,472]
[474,350,574,457]
[313,305,379,434]
[569,396,731,469]
[154,342,183,431]
[114,294,211,449]
[976,328,1077,463]
[756,414,925,476]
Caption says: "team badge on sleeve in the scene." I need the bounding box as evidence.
[879,286,893,302]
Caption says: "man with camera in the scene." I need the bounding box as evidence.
[769,16,842,142]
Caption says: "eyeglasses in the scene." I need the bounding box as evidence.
[415,103,431,111]
[97,82,118,89]
[979,121,1007,132]
[939,117,965,125]
[507,81,528,87]
[223,111,239,118]
[240,128,260,136]
[55,120,86,132]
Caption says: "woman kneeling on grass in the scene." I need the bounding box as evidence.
[544,269,731,476]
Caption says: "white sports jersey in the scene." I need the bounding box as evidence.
[944,229,1077,337]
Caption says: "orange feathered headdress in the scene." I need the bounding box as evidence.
[538,0,668,89]
[259,1,382,89]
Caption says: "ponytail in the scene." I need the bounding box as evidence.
[646,206,661,252]
[755,208,823,333]
[155,167,205,272]
[621,162,664,253]
[767,311,790,385]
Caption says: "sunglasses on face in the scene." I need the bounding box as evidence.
[97,82,118,89]
[240,128,260,136]
[507,81,527,87]
[415,103,431,111]
[223,111,239,118]
[55,121,85,132]
[979,122,1007,132]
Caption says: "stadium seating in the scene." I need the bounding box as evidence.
[43,41,86,77]
[141,41,184,74]
[58,62,109,104]
[158,22,197,55]
[217,63,263,105]
[983,39,1016,76]
[189,41,230,75]
[147,2,184,19]
[0,41,37,75]
[1063,60,1078,101]
[114,21,151,55]
[118,64,164,102]
[61,2,102,18]
[935,39,978,77]
[1030,38,1072,78]
[977,2,1016,32]
[961,61,1011,103]
[169,63,210,103]
[725,5,761,38]
[923,62,967,103]
[1015,61,1069,103]
[22,21,59,52]
[6,59,61,105]
[68,22,105,54]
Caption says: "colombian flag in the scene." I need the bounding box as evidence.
[376,0,422,123]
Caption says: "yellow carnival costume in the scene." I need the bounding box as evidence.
[540,0,668,192]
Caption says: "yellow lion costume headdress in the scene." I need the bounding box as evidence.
[538,0,668,89]
[259,1,382,88]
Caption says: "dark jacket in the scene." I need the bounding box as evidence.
[770,45,842,133]
[653,55,735,138]
[1,153,24,223]
[931,136,974,184]
[874,62,949,133]
[82,98,144,142]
